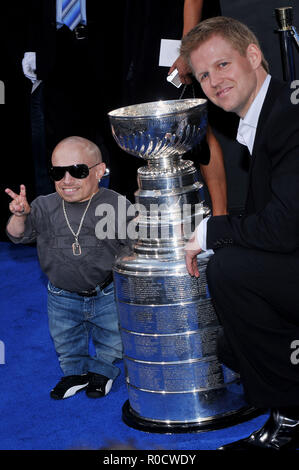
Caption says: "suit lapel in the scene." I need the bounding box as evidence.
[251,78,285,159]
[244,77,285,212]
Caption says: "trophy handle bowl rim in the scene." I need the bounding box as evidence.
[107,98,207,121]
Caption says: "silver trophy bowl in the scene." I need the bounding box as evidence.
[108,99,258,433]
[108,98,207,160]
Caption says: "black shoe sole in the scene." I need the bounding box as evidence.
[85,390,105,398]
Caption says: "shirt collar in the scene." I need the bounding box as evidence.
[242,74,271,128]
[237,74,271,153]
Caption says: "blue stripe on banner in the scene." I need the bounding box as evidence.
[62,0,78,18]
[69,14,82,30]
[63,2,81,28]
[62,0,73,11]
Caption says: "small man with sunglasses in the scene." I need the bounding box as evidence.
[5,136,133,400]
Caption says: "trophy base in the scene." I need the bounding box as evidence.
[122,400,261,434]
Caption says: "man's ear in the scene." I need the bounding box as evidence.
[246,43,262,70]
[96,162,106,179]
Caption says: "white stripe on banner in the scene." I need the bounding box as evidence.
[69,13,82,31]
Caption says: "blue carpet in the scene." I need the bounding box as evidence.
[0,241,269,451]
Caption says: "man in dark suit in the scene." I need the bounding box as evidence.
[183,16,299,450]
[21,1,125,194]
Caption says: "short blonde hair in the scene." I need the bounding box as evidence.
[180,16,269,73]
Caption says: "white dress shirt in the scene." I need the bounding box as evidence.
[196,74,271,251]
[236,74,271,155]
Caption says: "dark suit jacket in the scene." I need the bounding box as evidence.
[26,0,125,80]
[207,77,299,254]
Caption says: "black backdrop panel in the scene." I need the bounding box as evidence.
[220,0,299,80]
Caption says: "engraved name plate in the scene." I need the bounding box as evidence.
[125,357,226,392]
[117,298,218,334]
[121,326,222,362]
[115,272,210,305]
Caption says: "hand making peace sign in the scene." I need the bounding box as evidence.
[5,185,31,217]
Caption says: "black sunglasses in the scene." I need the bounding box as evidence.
[49,163,100,181]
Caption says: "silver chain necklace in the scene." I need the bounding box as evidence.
[62,193,95,256]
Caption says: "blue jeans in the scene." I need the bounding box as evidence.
[47,281,122,379]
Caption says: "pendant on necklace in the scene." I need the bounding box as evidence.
[72,238,82,256]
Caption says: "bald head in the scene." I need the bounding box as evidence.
[52,136,102,166]
[51,136,106,203]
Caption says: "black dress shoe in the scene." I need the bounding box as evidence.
[218,409,299,450]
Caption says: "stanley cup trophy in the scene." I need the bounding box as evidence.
[108,99,257,433]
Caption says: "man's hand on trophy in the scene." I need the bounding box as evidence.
[185,229,201,278]
[5,185,31,217]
